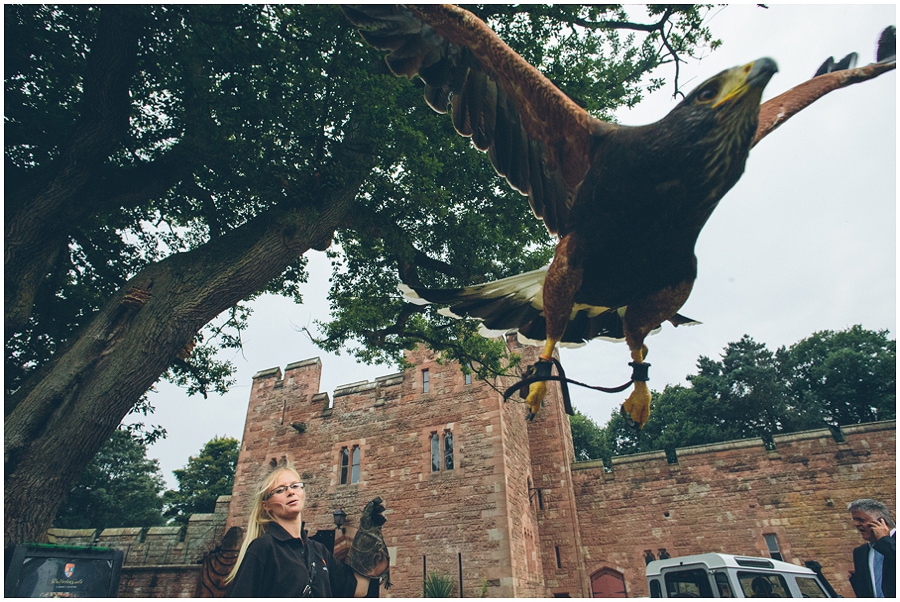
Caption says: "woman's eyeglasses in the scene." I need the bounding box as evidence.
[264,482,304,500]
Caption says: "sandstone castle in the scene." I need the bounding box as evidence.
[48,336,895,597]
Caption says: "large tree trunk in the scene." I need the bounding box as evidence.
[4,122,378,547]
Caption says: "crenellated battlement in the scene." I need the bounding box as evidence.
[43,496,232,597]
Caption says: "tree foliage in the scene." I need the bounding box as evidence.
[570,410,610,462]
[53,429,166,529]
[776,325,895,426]
[4,4,717,545]
[163,436,240,525]
[571,326,896,460]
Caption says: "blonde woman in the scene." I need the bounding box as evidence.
[225,464,389,597]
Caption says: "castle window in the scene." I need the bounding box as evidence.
[431,432,440,472]
[443,430,454,470]
[763,533,783,561]
[431,430,454,472]
[423,369,430,393]
[351,445,361,484]
[340,445,361,485]
[340,447,349,484]
[462,364,472,385]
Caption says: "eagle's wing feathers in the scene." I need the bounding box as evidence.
[400,269,701,347]
[400,269,547,334]
[755,27,895,147]
[343,4,615,234]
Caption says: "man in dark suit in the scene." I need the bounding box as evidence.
[848,499,896,598]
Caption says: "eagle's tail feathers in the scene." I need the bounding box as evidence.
[668,313,701,327]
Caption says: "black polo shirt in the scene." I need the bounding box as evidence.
[226,522,360,598]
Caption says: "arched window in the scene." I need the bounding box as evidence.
[340,447,350,485]
[340,446,362,485]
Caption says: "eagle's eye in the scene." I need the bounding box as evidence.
[697,85,718,103]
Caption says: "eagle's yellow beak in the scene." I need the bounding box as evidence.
[713,57,779,108]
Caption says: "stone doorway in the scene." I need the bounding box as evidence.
[591,568,627,597]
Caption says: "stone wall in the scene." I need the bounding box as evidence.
[569,420,896,598]
[526,362,588,596]
[46,495,232,597]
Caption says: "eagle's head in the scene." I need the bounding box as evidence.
[658,58,779,191]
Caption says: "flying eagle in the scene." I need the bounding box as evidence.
[343,5,896,426]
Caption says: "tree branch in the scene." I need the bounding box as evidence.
[341,204,474,288]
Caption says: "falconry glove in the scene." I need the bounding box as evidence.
[347,497,392,588]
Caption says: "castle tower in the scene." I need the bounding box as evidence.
[226,336,584,597]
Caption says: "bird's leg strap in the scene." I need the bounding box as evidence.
[502,357,573,416]
[522,357,554,395]
[502,358,649,402]
[628,361,651,382]
[502,356,644,417]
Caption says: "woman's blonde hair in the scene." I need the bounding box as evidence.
[224,464,301,585]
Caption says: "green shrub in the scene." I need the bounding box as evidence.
[424,572,456,597]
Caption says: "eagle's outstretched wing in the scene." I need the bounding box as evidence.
[342,4,616,235]
[754,26,896,147]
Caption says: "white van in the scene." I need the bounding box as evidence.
[645,553,835,598]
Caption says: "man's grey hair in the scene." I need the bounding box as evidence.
[849,498,896,529]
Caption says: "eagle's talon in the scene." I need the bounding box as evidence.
[525,379,548,419]
[518,361,547,399]
[622,380,651,428]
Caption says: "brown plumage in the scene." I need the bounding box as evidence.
[344,5,896,426]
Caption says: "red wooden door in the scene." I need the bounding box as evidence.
[592,568,627,597]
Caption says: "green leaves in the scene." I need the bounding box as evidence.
[776,325,896,426]
[570,410,609,462]
[162,436,240,525]
[424,572,457,598]
[52,433,240,528]
[53,429,167,529]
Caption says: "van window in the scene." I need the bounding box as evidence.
[649,579,662,598]
[796,576,828,598]
[664,568,714,598]
[714,572,735,597]
[738,572,790,598]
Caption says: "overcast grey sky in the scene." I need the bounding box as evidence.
[138,5,896,489]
